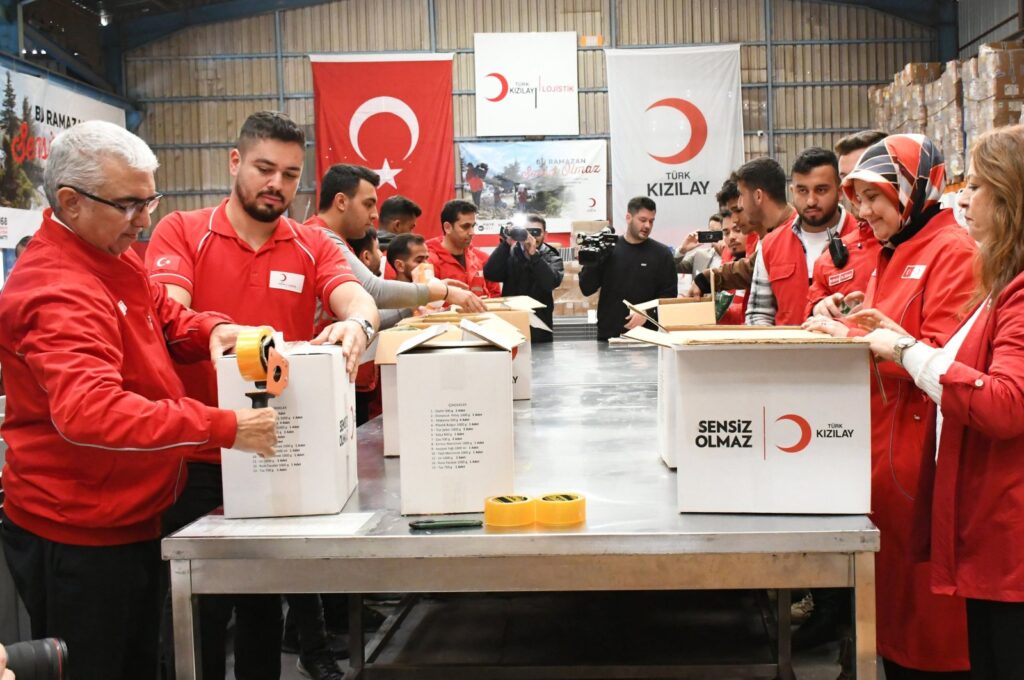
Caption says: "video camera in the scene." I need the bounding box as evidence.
[575,226,617,266]
[6,638,68,680]
[499,223,529,243]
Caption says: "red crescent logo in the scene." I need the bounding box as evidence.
[776,414,812,454]
[587,197,597,208]
[279,273,288,283]
[485,72,509,102]
[645,97,709,165]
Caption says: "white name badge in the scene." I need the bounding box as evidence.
[269,270,305,294]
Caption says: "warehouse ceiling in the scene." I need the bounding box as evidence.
[14,0,956,98]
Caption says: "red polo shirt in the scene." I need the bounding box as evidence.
[146,198,359,462]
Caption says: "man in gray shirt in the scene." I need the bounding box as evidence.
[305,164,485,329]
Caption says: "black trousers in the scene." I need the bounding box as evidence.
[284,593,329,655]
[0,511,161,680]
[966,597,1024,680]
[881,657,970,679]
[160,463,282,680]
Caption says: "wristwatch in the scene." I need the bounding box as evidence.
[892,335,918,367]
[347,316,375,344]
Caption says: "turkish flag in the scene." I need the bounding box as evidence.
[311,54,455,241]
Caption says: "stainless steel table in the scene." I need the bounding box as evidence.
[166,341,879,679]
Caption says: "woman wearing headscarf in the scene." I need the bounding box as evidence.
[805,134,976,677]
[848,126,1024,679]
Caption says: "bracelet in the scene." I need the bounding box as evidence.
[442,281,450,300]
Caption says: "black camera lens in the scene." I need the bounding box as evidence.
[6,638,68,680]
[526,227,543,237]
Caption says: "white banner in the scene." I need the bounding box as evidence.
[606,45,744,249]
[0,67,126,278]
[474,32,579,136]
[459,139,605,245]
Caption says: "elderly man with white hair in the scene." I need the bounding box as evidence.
[0,120,278,680]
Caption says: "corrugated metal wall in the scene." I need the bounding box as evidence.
[124,0,937,223]
[959,0,1019,58]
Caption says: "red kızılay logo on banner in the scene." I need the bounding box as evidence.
[474,32,579,137]
[310,53,455,241]
[692,413,855,457]
[607,44,745,249]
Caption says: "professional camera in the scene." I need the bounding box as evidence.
[6,638,68,680]
[499,223,529,242]
[575,226,618,266]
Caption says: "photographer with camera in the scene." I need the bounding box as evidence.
[579,196,677,341]
[483,214,564,342]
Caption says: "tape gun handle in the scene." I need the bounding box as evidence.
[246,383,270,409]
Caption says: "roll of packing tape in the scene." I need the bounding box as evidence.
[484,495,536,527]
[536,493,586,526]
[236,326,275,381]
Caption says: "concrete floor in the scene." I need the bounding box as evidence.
[228,590,887,679]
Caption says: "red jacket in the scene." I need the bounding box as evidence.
[0,211,237,546]
[914,272,1024,602]
[759,210,857,325]
[426,237,501,297]
[716,247,747,325]
[806,218,881,317]
[845,209,976,671]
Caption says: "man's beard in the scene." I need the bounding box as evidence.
[801,206,837,228]
[237,182,288,223]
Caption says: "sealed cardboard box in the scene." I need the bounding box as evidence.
[396,320,523,515]
[217,342,358,519]
[628,328,871,514]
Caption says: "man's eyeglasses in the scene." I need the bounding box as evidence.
[59,184,162,221]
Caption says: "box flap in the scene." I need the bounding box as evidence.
[625,326,866,347]
[459,318,523,351]
[396,324,452,355]
[483,295,546,311]
[375,325,436,364]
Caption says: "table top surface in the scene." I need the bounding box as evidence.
[164,341,879,561]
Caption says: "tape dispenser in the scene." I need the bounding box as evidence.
[234,326,289,408]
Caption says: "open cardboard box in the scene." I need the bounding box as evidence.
[626,327,871,515]
[401,310,535,400]
[395,319,524,515]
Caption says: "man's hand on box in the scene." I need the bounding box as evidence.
[311,320,368,382]
[624,311,647,331]
[209,323,248,365]
[233,407,277,457]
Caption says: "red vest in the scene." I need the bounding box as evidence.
[760,211,854,325]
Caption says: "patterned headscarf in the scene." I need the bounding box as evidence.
[842,134,946,247]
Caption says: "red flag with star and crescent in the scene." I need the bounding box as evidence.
[311,54,455,240]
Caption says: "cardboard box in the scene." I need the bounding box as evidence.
[375,324,434,457]
[628,327,871,514]
[217,342,358,519]
[396,320,522,515]
[399,311,531,399]
[628,297,717,330]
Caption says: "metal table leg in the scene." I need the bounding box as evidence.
[854,552,877,679]
[349,593,366,678]
[776,588,795,680]
[171,559,201,680]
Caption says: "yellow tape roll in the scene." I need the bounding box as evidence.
[484,495,536,527]
[236,326,275,381]
[536,493,586,526]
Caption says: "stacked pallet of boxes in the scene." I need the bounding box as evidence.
[868,83,893,132]
[925,61,965,182]
[889,63,942,135]
[963,42,1024,158]
[553,260,600,318]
